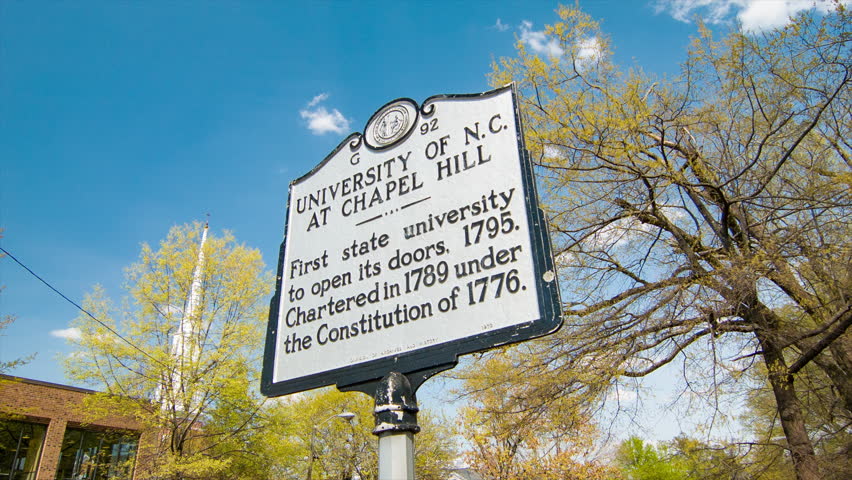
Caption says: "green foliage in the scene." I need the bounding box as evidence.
[741,357,852,479]
[278,389,376,480]
[233,388,458,480]
[64,223,459,479]
[667,436,750,480]
[65,222,271,479]
[480,4,851,480]
[616,437,685,480]
[455,351,621,480]
[615,436,751,480]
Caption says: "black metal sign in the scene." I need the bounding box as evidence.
[261,85,561,397]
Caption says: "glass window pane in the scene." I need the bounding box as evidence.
[95,433,137,480]
[0,419,17,480]
[0,418,47,480]
[55,428,137,480]
[75,430,101,480]
[55,428,83,480]
[14,422,46,480]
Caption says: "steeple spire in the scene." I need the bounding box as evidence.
[160,220,208,412]
[182,220,208,329]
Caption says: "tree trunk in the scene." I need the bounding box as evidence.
[814,353,852,415]
[757,330,822,480]
[828,337,852,413]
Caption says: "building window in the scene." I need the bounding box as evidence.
[55,428,137,480]
[0,418,47,480]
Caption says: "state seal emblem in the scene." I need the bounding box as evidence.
[363,99,418,150]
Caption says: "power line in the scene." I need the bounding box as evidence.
[0,245,276,421]
[0,246,166,367]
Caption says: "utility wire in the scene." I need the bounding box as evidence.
[1,245,277,422]
[0,246,166,367]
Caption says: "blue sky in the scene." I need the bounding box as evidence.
[1,0,840,440]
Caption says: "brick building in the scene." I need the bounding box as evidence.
[0,374,153,480]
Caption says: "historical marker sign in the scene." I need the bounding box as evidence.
[261,85,561,397]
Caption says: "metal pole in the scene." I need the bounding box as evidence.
[307,411,356,480]
[306,433,316,480]
[373,372,418,480]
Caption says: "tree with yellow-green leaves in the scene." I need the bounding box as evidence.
[65,222,271,480]
[454,348,620,480]
[738,337,852,480]
[470,4,850,480]
[232,388,458,480]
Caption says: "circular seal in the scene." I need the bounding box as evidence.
[364,99,418,150]
[373,106,409,145]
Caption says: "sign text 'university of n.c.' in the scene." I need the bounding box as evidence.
[261,85,562,397]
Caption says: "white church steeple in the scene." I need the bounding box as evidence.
[159,219,208,412]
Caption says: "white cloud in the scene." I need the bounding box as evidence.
[519,20,564,58]
[50,327,82,340]
[606,386,639,403]
[307,93,329,108]
[576,36,603,68]
[554,250,577,270]
[518,21,603,68]
[494,18,509,32]
[301,107,350,135]
[655,0,737,24]
[655,0,849,32]
[299,93,351,135]
[586,217,656,250]
[542,144,567,161]
[736,0,845,31]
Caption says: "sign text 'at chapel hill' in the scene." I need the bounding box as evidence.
[261,85,561,396]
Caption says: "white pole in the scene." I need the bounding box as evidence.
[378,432,414,480]
[373,372,418,480]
